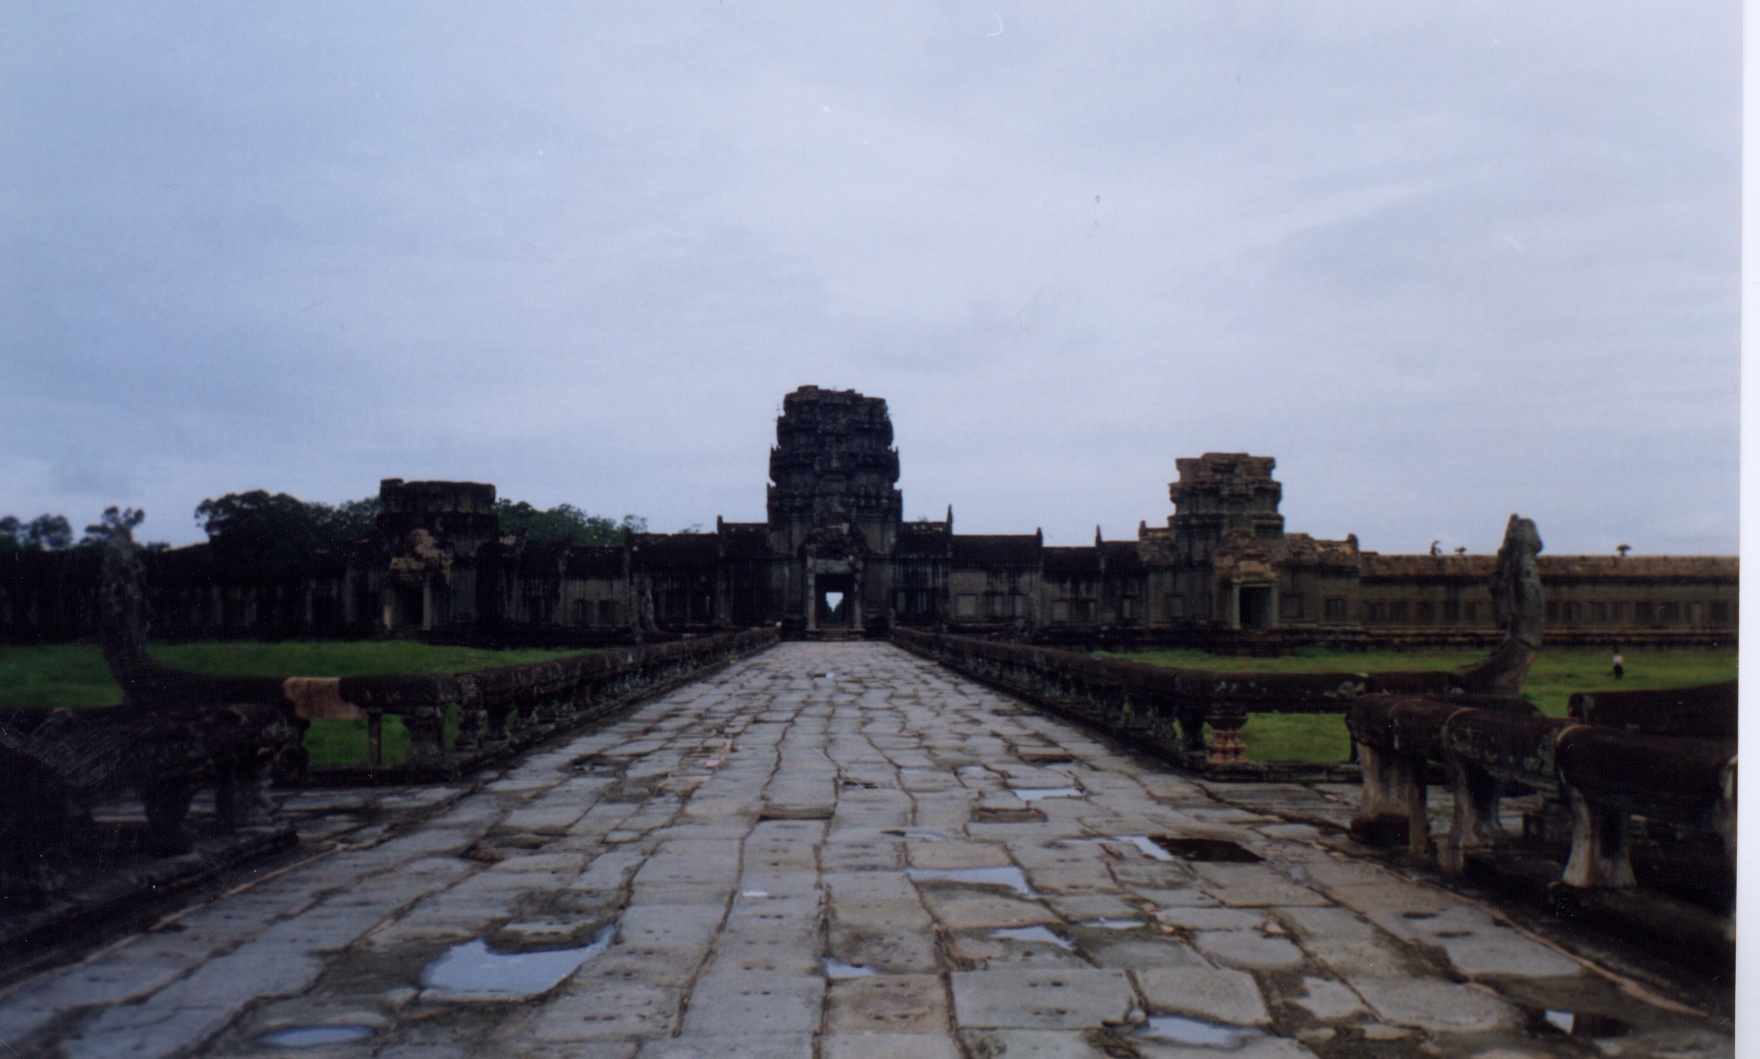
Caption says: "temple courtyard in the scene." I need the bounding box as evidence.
[0,643,1734,1058]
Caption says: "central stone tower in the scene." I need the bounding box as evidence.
[766,386,904,634]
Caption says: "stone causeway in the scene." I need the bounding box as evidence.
[0,643,1733,1057]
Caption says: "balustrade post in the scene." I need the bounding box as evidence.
[1559,789,1636,889]
[1206,703,1248,766]
[404,707,445,767]
[1349,741,1429,850]
[1441,757,1504,874]
[454,682,485,753]
[366,711,383,767]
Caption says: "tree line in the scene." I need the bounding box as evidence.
[1,492,646,563]
[0,507,147,553]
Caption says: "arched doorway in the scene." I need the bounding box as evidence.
[802,522,868,637]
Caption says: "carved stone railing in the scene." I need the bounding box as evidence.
[1,630,773,916]
[0,700,297,909]
[125,628,779,781]
[86,518,774,780]
[1345,679,1736,953]
[888,628,1497,779]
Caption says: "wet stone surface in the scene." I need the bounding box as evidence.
[0,642,1735,1057]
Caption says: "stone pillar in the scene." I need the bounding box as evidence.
[850,565,864,632]
[805,565,817,632]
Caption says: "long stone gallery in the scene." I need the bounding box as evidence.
[0,387,1737,649]
[0,388,1738,1057]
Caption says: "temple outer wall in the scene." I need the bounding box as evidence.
[6,545,1732,648]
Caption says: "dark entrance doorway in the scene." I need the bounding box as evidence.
[396,585,426,630]
[816,573,854,628]
[1238,586,1273,629]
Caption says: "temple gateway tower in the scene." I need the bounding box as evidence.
[766,386,905,636]
[7,384,1729,647]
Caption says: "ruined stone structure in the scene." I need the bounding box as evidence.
[0,386,1738,647]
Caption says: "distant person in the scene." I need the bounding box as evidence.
[1430,540,1441,556]
[1611,649,1624,680]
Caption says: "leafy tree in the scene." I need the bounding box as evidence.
[193,490,640,561]
[83,506,146,545]
[195,491,381,563]
[325,496,382,541]
[0,513,74,551]
[494,501,646,546]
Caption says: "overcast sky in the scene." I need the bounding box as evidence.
[1,3,1739,556]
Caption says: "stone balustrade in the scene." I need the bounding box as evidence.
[1,629,777,910]
[1345,679,1735,948]
[126,628,780,778]
[888,627,1480,779]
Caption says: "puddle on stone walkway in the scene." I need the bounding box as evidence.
[824,957,879,978]
[1012,786,1084,802]
[1081,918,1143,930]
[1148,836,1263,863]
[421,923,615,999]
[256,1024,377,1048]
[992,926,1074,950]
[1135,1015,1263,1048]
[906,866,1037,897]
[1113,836,1175,862]
[1538,1009,1629,1039]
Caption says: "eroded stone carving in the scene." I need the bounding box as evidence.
[1457,514,1544,695]
[1,521,295,907]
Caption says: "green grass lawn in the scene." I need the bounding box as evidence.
[1118,646,1738,763]
[0,640,587,768]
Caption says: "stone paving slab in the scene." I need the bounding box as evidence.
[0,642,1734,1057]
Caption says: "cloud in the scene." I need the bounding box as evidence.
[0,2,1737,553]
